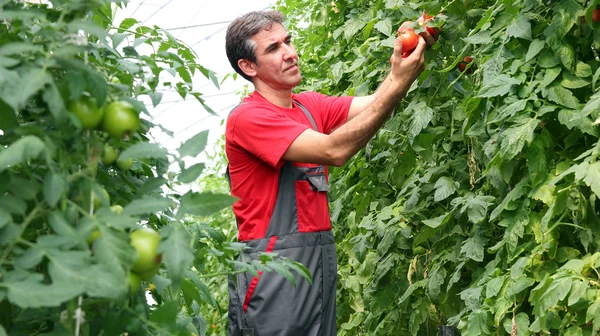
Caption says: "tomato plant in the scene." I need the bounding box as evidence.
[458,56,474,74]
[280,0,600,334]
[0,1,310,335]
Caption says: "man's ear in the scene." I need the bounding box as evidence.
[238,59,257,78]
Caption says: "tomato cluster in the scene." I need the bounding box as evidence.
[397,12,442,57]
[88,219,162,292]
[68,95,140,171]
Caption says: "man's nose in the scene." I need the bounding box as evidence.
[282,44,297,60]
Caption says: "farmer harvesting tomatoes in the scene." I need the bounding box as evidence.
[224,10,438,336]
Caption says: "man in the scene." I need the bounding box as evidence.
[224,10,436,336]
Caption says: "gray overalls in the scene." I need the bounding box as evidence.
[227,101,338,336]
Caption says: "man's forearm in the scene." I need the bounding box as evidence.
[325,82,407,166]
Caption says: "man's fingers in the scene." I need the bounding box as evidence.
[419,31,436,46]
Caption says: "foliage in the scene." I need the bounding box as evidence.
[0,1,307,335]
[279,0,600,334]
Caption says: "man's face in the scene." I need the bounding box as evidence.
[248,22,301,89]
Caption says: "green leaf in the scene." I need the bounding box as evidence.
[7,176,39,200]
[576,62,593,78]
[499,118,538,161]
[178,163,205,184]
[0,136,45,173]
[148,91,163,107]
[574,162,600,198]
[43,173,66,207]
[122,196,173,216]
[185,270,217,307]
[343,16,367,41]
[543,84,579,109]
[526,39,545,62]
[48,211,83,245]
[542,67,561,87]
[159,222,194,289]
[178,191,236,217]
[466,309,489,335]
[407,102,433,141]
[561,71,590,89]
[568,280,587,306]
[573,90,600,120]
[537,277,572,315]
[15,246,45,269]
[422,211,452,229]
[511,257,528,279]
[461,234,486,262]
[42,80,67,123]
[0,67,52,111]
[150,300,180,325]
[0,208,10,229]
[463,194,495,224]
[463,31,492,44]
[586,300,600,331]
[47,250,127,299]
[119,143,168,161]
[478,74,520,98]
[526,139,548,187]
[0,194,26,215]
[0,42,43,56]
[119,18,138,31]
[486,277,504,298]
[266,261,297,287]
[92,227,137,271]
[178,130,209,158]
[502,313,530,336]
[506,14,532,40]
[374,18,392,36]
[434,176,457,202]
[4,272,81,308]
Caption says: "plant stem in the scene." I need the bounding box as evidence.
[0,204,43,269]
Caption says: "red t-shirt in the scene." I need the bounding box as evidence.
[225,91,353,241]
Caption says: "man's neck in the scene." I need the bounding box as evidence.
[254,83,294,108]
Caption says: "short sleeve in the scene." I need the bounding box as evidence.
[230,107,310,168]
[298,92,353,134]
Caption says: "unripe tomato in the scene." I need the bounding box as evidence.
[130,228,162,273]
[102,144,119,165]
[129,272,142,292]
[102,101,140,138]
[110,204,124,214]
[116,158,133,170]
[68,95,104,129]
[87,229,102,245]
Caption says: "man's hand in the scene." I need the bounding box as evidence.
[388,32,426,98]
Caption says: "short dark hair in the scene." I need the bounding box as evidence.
[225,10,285,82]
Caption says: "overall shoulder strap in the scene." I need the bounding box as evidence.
[293,99,318,132]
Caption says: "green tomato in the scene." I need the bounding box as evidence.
[102,145,119,165]
[116,158,133,170]
[68,95,104,129]
[128,272,142,292]
[110,204,124,214]
[87,229,102,245]
[130,228,161,273]
[102,101,140,138]
[92,187,110,210]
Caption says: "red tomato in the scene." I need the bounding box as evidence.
[398,29,419,54]
[593,8,600,22]
[458,56,474,74]
[421,12,438,37]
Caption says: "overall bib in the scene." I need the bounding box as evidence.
[227,101,338,336]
